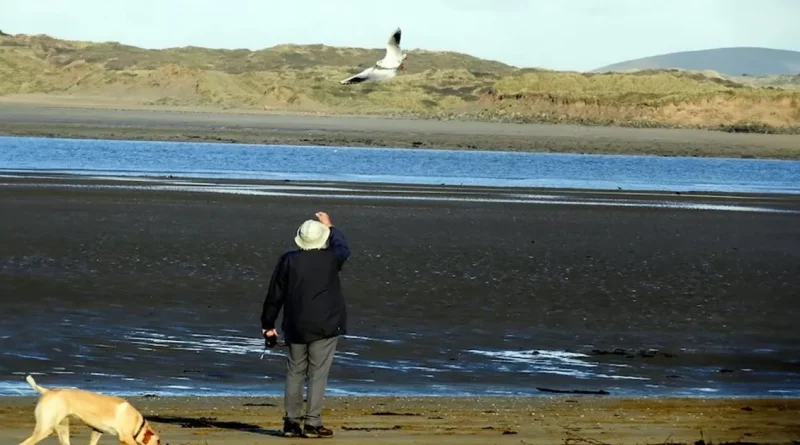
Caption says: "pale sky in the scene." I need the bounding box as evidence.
[3,0,799,72]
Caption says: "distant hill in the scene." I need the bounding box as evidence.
[593,47,800,76]
[1,33,799,133]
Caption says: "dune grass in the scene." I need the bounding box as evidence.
[1,33,799,133]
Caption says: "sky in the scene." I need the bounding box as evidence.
[3,0,799,72]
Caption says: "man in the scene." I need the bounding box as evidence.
[261,211,350,438]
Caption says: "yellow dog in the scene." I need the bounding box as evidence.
[19,375,162,445]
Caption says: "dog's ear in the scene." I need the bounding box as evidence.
[143,429,155,444]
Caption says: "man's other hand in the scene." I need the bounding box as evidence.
[315,212,332,227]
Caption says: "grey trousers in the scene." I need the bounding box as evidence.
[283,335,339,426]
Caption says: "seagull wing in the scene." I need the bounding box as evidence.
[340,67,375,85]
[378,27,404,69]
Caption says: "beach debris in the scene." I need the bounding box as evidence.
[692,433,764,445]
[371,411,422,416]
[741,406,754,411]
[342,425,402,431]
[719,368,735,373]
[242,402,276,407]
[565,430,611,445]
[502,430,518,435]
[149,415,262,430]
[536,387,610,395]
[592,348,627,356]
[590,348,676,359]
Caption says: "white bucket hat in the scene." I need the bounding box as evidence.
[294,219,331,250]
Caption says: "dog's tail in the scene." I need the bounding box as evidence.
[25,375,48,394]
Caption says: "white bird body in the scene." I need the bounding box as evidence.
[340,27,407,85]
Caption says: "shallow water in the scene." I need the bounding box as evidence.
[2,177,798,214]
[1,136,800,193]
[2,320,799,398]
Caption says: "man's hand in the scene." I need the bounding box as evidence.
[315,211,332,227]
[262,329,277,338]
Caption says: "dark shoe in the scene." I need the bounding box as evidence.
[303,424,333,438]
[283,420,303,437]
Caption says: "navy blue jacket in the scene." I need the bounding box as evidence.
[261,226,350,344]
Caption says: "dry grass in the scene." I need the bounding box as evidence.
[1,33,799,133]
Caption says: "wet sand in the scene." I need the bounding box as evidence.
[2,396,799,444]
[1,102,800,159]
[2,175,799,398]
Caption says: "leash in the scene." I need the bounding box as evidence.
[133,417,146,440]
[260,333,279,359]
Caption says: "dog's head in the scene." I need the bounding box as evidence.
[139,421,162,445]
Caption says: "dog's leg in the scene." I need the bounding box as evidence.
[18,425,53,445]
[52,417,70,445]
[19,403,57,445]
[87,430,102,445]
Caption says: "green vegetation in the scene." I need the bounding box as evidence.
[2,33,799,133]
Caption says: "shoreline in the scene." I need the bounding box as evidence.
[2,102,800,159]
[4,395,798,403]
[2,396,799,444]
[1,385,799,400]
[2,172,799,208]
[2,392,799,400]
[3,394,797,399]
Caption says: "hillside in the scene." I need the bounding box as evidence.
[594,47,800,76]
[1,33,799,133]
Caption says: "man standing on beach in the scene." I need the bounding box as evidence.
[261,211,350,438]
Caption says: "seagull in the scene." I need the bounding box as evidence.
[340,27,408,85]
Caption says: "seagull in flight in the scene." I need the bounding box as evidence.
[340,27,408,85]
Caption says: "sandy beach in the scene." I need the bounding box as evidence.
[2,395,799,444]
[1,102,800,159]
